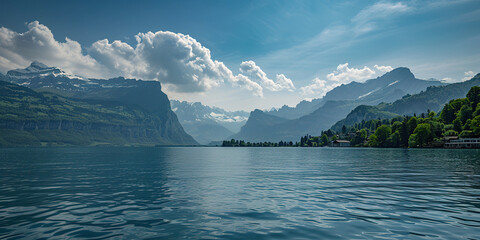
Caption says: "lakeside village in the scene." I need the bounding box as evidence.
[223,87,480,149]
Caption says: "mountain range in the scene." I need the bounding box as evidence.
[0,62,197,146]
[266,67,444,119]
[1,62,477,146]
[331,73,480,131]
[232,68,446,142]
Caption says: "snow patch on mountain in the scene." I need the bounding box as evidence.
[7,61,86,80]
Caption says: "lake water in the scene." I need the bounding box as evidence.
[1,147,480,239]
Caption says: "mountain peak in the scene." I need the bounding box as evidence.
[382,67,415,80]
[251,109,265,115]
[30,61,50,69]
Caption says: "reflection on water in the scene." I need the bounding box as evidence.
[0,147,480,239]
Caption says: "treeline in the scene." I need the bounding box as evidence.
[222,86,480,148]
[331,86,480,148]
[222,139,296,147]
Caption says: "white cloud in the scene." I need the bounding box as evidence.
[0,21,289,97]
[239,60,295,91]
[441,71,477,83]
[275,74,295,91]
[352,2,412,34]
[326,63,376,84]
[301,63,394,98]
[374,64,394,72]
[0,21,106,77]
[231,74,264,97]
[441,77,456,82]
[90,31,230,92]
[300,77,336,97]
[462,70,475,81]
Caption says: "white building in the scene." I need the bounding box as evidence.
[444,138,480,149]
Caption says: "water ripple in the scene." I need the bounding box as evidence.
[0,147,480,239]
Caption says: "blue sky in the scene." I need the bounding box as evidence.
[0,0,479,111]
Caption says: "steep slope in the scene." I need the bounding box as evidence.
[331,105,400,132]
[231,110,289,142]
[0,81,197,146]
[1,62,197,146]
[379,73,480,115]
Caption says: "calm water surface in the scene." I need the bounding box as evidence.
[1,147,480,239]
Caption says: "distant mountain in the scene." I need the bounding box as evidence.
[267,67,444,119]
[232,100,356,142]
[0,62,197,146]
[170,100,248,144]
[267,98,324,120]
[234,68,445,142]
[6,61,84,80]
[231,109,289,142]
[330,73,480,131]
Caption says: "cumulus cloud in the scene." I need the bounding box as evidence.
[239,60,295,91]
[462,70,475,81]
[441,71,477,83]
[300,78,336,98]
[90,31,232,92]
[0,21,105,77]
[231,74,264,97]
[301,63,394,98]
[374,64,394,72]
[326,63,376,84]
[0,21,293,97]
[275,74,295,91]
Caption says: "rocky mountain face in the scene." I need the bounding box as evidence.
[234,68,446,142]
[170,100,248,144]
[0,62,197,146]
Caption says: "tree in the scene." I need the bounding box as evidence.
[440,104,456,124]
[388,131,401,147]
[352,129,367,146]
[458,105,473,124]
[374,125,392,147]
[408,134,418,148]
[467,86,480,108]
[471,116,480,137]
[400,119,409,147]
[411,123,433,147]
[453,118,463,132]
[319,134,328,146]
[331,135,337,141]
[368,134,379,147]
[391,121,402,133]
[407,117,417,134]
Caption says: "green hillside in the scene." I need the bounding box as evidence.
[0,81,197,146]
[331,105,400,132]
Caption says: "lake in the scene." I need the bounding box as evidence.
[1,147,480,239]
